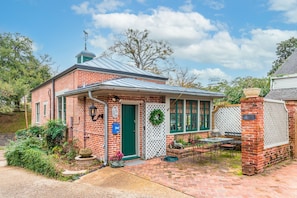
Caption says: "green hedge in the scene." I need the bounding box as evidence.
[5,137,61,178]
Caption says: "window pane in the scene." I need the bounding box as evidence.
[36,103,40,123]
[170,99,183,133]
[186,100,197,131]
[200,101,210,130]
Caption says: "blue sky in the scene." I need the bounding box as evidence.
[1,0,297,85]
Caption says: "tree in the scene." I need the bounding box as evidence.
[206,77,270,104]
[268,37,297,76]
[101,29,174,74]
[168,67,202,88]
[0,33,52,117]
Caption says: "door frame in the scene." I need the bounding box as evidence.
[121,102,139,158]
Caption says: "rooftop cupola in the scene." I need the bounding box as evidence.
[76,30,96,63]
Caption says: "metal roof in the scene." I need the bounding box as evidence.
[31,57,168,92]
[77,57,167,80]
[64,78,225,98]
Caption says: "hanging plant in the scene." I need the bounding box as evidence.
[149,109,165,126]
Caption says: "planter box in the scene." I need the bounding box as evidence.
[166,147,193,159]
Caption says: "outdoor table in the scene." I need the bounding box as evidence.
[197,137,235,160]
[199,137,234,144]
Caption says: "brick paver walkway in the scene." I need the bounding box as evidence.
[123,157,297,198]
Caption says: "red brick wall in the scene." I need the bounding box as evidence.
[31,82,52,125]
[241,97,291,175]
[31,67,168,161]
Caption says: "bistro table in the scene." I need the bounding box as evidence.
[199,137,234,144]
[196,137,235,160]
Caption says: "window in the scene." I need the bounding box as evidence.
[43,104,47,117]
[170,99,184,133]
[186,100,198,131]
[200,101,210,130]
[36,103,40,123]
[58,96,66,123]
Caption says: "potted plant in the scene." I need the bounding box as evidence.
[110,151,125,168]
[79,147,93,158]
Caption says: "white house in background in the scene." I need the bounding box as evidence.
[266,50,297,100]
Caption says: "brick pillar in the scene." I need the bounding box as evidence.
[286,101,297,158]
[241,97,265,175]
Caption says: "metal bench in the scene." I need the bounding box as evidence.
[224,132,242,150]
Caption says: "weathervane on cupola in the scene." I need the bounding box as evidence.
[83,30,88,50]
[75,30,96,63]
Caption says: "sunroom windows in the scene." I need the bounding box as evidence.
[170,99,211,133]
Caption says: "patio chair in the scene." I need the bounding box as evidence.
[220,142,236,157]
[192,141,211,162]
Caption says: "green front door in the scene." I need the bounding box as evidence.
[122,105,136,156]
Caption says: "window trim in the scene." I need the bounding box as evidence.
[169,98,212,134]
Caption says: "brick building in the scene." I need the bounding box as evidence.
[31,50,224,165]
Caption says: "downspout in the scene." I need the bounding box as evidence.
[52,79,55,120]
[88,91,108,166]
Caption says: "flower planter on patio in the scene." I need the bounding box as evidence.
[166,147,193,159]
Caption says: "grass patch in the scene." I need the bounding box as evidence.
[0,112,31,133]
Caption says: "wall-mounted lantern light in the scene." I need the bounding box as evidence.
[89,103,104,121]
[112,95,122,102]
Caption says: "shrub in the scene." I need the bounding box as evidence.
[22,148,61,178]
[44,120,66,150]
[5,137,61,178]
[15,125,44,140]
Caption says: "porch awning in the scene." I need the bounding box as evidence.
[62,78,225,98]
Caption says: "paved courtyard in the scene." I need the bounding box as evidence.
[122,156,297,198]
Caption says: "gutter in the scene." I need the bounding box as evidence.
[88,91,108,166]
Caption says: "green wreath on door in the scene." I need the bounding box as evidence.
[149,109,165,126]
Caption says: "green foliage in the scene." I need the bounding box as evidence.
[22,148,61,178]
[0,112,31,133]
[206,77,270,104]
[60,140,79,161]
[268,37,297,76]
[0,32,52,112]
[5,138,60,178]
[44,120,66,150]
[5,137,43,166]
[15,125,44,139]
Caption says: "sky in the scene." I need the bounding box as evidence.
[1,0,297,86]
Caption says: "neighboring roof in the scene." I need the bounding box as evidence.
[63,78,225,98]
[274,50,297,76]
[31,57,168,92]
[265,88,297,100]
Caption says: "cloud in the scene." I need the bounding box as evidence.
[192,68,231,85]
[71,1,92,15]
[72,0,124,15]
[95,0,124,14]
[204,0,225,10]
[268,0,297,23]
[72,3,297,75]
[179,0,194,12]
